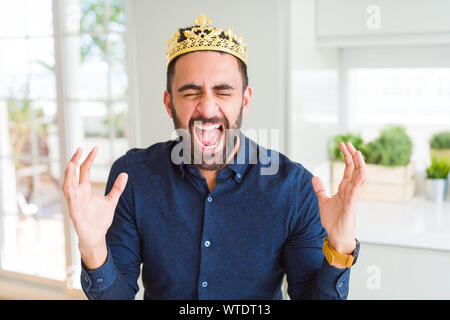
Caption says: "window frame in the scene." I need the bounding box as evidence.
[0,0,138,299]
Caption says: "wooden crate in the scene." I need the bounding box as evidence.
[330,161,415,203]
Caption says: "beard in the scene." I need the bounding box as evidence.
[170,100,243,171]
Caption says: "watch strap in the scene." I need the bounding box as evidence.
[322,237,356,268]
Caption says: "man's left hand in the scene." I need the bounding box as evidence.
[311,141,368,257]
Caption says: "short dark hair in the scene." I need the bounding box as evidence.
[166,26,249,95]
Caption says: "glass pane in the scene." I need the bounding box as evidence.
[348,68,450,173]
[112,102,129,159]
[63,0,81,34]
[36,161,62,217]
[7,98,33,159]
[0,160,66,281]
[80,0,105,33]
[78,101,111,166]
[107,0,125,33]
[0,39,29,99]
[107,32,125,64]
[112,102,128,138]
[80,101,109,137]
[108,33,127,100]
[26,0,53,37]
[90,165,110,192]
[29,74,56,101]
[29,37,56,100]
[66,34,108,100]
[33,100,59,160]
[110,61,127,100]
[0,0,27,38]
[349,68,450,120]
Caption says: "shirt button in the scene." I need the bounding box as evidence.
[338,282,343,288]
[207,196,212,203]
[202,281,208,288]
[96,277,104,283]
[204,240,211,247]
[236,173,241,179]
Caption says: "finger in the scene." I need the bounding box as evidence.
[354,151,367,186]
[68,147,83,187]
[346,141,357,155]
[348,165,367,203]
[105,173,129,206]
[311,176,328,202]
[62,162,75,197]
[70,147,83,165]
[339,142,354,180]
[79,146,98,184]
[346,152,367,202]
[347,142,360,170]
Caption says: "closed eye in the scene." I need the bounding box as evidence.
[183,93,200,97]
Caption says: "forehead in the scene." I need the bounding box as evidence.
[172,51,241,87]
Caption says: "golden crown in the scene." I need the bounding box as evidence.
[166,13,248,69]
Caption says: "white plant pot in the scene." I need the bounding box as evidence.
[425,178,448,203]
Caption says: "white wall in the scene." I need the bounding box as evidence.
[126,0,290,153]
[288,0,341,188]
[349,243,450,299]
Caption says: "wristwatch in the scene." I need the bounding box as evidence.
[322,237,360,268]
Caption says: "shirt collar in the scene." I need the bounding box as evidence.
[173,129,257,182]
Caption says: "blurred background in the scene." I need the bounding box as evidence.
[0,0,449,299]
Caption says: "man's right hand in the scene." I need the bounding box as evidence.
[61,147,128,270]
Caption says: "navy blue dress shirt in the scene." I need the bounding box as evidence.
[80,130,351,300]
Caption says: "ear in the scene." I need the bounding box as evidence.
[163,90,173,119]
[242,86,252,117]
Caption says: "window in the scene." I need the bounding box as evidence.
[344,48,450,173]
[0,0,130,293]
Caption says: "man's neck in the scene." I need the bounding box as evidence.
[199,135,241,192]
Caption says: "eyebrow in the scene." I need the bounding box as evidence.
[177,83,235,93]
[212,84,234,91]
[178,84,202,92]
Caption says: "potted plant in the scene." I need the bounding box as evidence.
[425,157,450,202]
[330,125,415,203]
[430,131,450,164]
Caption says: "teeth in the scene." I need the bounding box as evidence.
[196,124,221,130]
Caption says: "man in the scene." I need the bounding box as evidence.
[62,14,367,300]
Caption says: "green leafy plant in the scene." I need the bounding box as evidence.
[427,157,450,179]
[330,125,413,167]
[329,132,366,162]
[364,125,412,167]
[430,131,450,150]
[80,0,126,66]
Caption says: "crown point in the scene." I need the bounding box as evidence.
[196,13,209,27]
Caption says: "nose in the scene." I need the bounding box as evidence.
[196,91,219,118]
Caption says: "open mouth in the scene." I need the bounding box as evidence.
[193,122,225,152]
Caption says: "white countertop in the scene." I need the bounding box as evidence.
[355,197,450,251]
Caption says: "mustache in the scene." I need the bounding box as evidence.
[188,116,229,129]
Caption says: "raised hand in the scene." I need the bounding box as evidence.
[311,141,368,258]
[61,147,128,269]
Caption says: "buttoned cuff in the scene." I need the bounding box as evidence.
[317,258,351,299]
[80,247,116,293]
